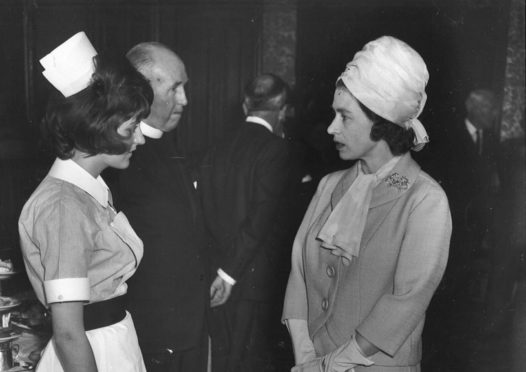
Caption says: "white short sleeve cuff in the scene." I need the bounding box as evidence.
[217,268,236,285]
[44,277,90,304]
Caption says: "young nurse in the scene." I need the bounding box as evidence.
[18,32,153,372]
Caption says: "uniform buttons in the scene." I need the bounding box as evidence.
[326,265,336,277]
[321,298,329,311]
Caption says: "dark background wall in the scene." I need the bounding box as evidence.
[0,0,519,290]
[0,0,267,256]
[294,0,511,181]
[0,0,265,154]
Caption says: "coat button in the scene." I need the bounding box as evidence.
[326,265,335,277]
[321,298,329,311]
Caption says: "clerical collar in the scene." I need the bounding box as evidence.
[246,116,273,133]
[140,121,164,139]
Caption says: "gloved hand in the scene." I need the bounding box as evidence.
[291,335,373,372]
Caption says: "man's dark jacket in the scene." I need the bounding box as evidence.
[198,121,291,301]
[443,119,498,226]
[112,132,208,353]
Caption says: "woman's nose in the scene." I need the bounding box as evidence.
[327,118,339,135]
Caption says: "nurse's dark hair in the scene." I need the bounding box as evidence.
[42,55,153,159]
[335,80,414,155]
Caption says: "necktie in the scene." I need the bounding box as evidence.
[476,130,483,155]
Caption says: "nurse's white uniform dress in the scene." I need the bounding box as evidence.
[19,158,147,372]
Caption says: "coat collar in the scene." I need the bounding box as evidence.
[337,153,420,210]
[138,135,199,222]
[359,153,420,247]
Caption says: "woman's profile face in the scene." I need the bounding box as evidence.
[327,87,378,161]
[101,117,145,170]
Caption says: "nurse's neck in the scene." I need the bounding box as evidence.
[71,151,105,178]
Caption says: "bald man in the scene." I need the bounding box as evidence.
[111,42,209,372]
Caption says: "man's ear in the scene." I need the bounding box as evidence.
[242,101,248,116]
[278,104,288,122]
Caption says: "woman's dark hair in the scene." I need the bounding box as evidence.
[42,55,153,159]
[358,101,415,155]
[335,80,415,155]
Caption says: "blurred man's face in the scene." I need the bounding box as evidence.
[467,97,497,131]
[142,50,188,132]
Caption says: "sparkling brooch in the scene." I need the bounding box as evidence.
[384,173,409,190]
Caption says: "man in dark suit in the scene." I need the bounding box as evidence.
[111,42,209,372]
[442,89,500,300]
[199,74,292,372]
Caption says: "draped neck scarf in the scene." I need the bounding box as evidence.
[317,156,401,262]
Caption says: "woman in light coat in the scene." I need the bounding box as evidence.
[282,36,452,372]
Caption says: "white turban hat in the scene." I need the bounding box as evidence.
[338,36,430,151]
[40,31,98,98]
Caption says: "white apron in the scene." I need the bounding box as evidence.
[36,311,146,372]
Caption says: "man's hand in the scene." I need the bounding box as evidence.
[210,275,233,307]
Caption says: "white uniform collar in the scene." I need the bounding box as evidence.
[140,121,164,139]
[246,116,273,133]
[48,158,110,207]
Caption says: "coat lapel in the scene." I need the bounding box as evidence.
[330,165,359,209]
[142,134,199,222]
[361,153,421,246]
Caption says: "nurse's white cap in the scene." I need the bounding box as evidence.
[40,31,98,97]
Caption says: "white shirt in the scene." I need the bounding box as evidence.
[465,118,481,144]
[246,116,273,133]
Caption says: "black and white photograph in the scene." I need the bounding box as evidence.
[0,0,524,371]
